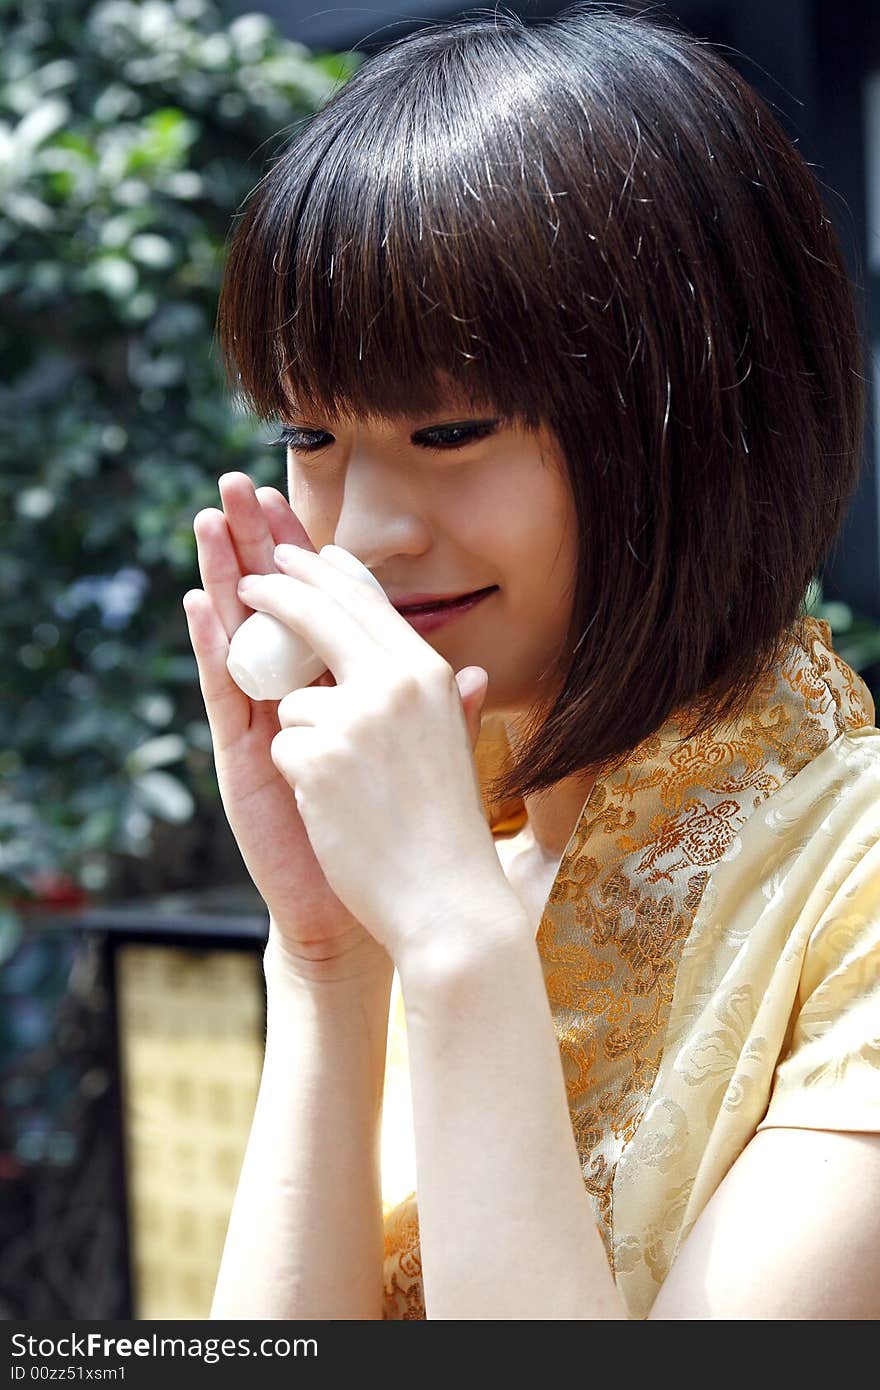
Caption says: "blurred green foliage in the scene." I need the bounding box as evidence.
[0,0,364,953]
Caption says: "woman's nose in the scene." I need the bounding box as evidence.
[331,467,433,569]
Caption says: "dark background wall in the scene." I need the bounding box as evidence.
[217,0,879,618]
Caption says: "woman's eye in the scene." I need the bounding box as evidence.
[268,427,332,454]
[268,419,500,455]
[415,420,499,450]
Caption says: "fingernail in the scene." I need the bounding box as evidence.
[274,544,294,563]
[237,575,256,594]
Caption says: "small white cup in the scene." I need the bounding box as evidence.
[226,545,386,701]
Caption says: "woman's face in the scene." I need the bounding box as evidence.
[283,390,579,718]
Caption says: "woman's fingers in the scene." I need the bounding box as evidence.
[191,475,295,642]
[200,473,319,638]
[252,489,337,686]
[254,485,317,551]
[218,472,280,579]
[187,475,330,735]
[182,588,250,752]
[192,506,251,640]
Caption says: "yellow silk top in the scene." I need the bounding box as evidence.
[380,614,880,1319]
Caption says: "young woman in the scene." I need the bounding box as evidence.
[182,5,880,1318]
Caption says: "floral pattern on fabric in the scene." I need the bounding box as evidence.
[382,1192,424,1319]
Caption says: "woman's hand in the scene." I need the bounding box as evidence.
[183,473,395,984]
[234,544,520,967]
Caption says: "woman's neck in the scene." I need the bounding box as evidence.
[501,717,599,862]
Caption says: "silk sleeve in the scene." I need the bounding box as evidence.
[756,836,880,1134]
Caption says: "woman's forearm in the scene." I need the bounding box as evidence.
[397,901,628,1320]
[209,930,394,1320]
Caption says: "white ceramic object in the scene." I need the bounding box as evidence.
[226,544,386,701]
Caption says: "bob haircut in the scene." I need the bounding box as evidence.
[216,2,867,808]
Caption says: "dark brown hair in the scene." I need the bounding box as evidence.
[216,2,868,806]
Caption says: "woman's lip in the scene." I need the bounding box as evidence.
[395,586,497,613]
[399,587,496,633]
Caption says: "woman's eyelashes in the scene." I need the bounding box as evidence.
[269,418,501,455]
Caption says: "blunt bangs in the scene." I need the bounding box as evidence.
[215,20,563,433]
[216,3,868,808]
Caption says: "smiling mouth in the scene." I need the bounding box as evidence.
[398,586,498,614]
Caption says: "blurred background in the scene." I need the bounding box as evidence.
[1,0,879,1320]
